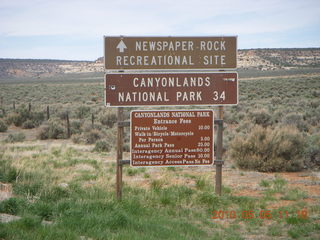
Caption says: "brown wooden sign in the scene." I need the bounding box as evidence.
[131,110,214,167]
[104,36,237,70]
[105,72,238,106]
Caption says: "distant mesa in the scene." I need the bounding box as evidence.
[0,48,320,79]
[95,57,104,64]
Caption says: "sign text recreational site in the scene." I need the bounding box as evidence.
[131,110,214,167]
[104,36,237,70]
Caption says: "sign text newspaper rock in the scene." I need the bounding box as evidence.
[104,36,237,70]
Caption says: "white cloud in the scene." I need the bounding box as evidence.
[1,0,319,37]
[0,0,319,59]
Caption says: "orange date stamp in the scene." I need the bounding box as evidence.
[211,209,308,220]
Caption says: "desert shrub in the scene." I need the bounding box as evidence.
[21,112,44,129]
[22,120,36,129]
[0,120,7,132]
[281,188,307,201]
[249,109,273,127]
[229,125,306,172]
[93,140,111,152]
[126,168,139,176]
[235,119,254,134]
[70,121,82,134]
[38,121,65,140]
[123,143,130,152]
[309,100,319,109]
[83,129,101,144]
[259,179,271,188]
[5,112,24,126]
[224,111,245,124]
[223,128,235,150]
[304,105,320,127]
[92,123,103,131]
[0,158,19,183]
[58,111,69,120]
[304,134,320,167]
[270,97,281,105]
[309,116,320,127]
[5,133,26,143]
[104,127,117,147]
[75,106,91,119]
[0,198,27,215]
[271,109,285,124]
[71,134,82,144]
[30,201,55,220]
[5,106,44,128]
[30,112,45,126]
[195,177,207,190]
[71,128,104,145]
[282,113,308,132]
[224,111,237,124]
[0,109,5,118]
[15,105,30,123]
[150,179,164,192]
[312,90,320,97]
[197,192,219,206]
[100,112,117,128]
[38,126,48,140]
[48,122,65,139]
[13,182,43,198]
[6,105,29,126]
[82,122,94,132]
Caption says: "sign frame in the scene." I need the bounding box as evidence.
[104,72,239,107]
[104,35,238,71]
[130,109,214,167]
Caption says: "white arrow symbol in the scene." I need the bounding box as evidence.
[116,40,127,53]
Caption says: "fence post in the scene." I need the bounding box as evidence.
[116,107,124,200]
[0,98,4,116]
[66,112,71,138]
[215,106,224,196]
[28,103,31,112]
[91,113,95,128]
[13,101,15,110]
[47,106,50,120]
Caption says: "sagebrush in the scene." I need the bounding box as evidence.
[230,125,306,172]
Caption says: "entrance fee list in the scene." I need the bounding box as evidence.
[131,110,214,167]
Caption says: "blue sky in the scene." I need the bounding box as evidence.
[0,0,319,60]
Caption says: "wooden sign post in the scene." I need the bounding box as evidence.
[116,108,124,200]
[215,106,224,196]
